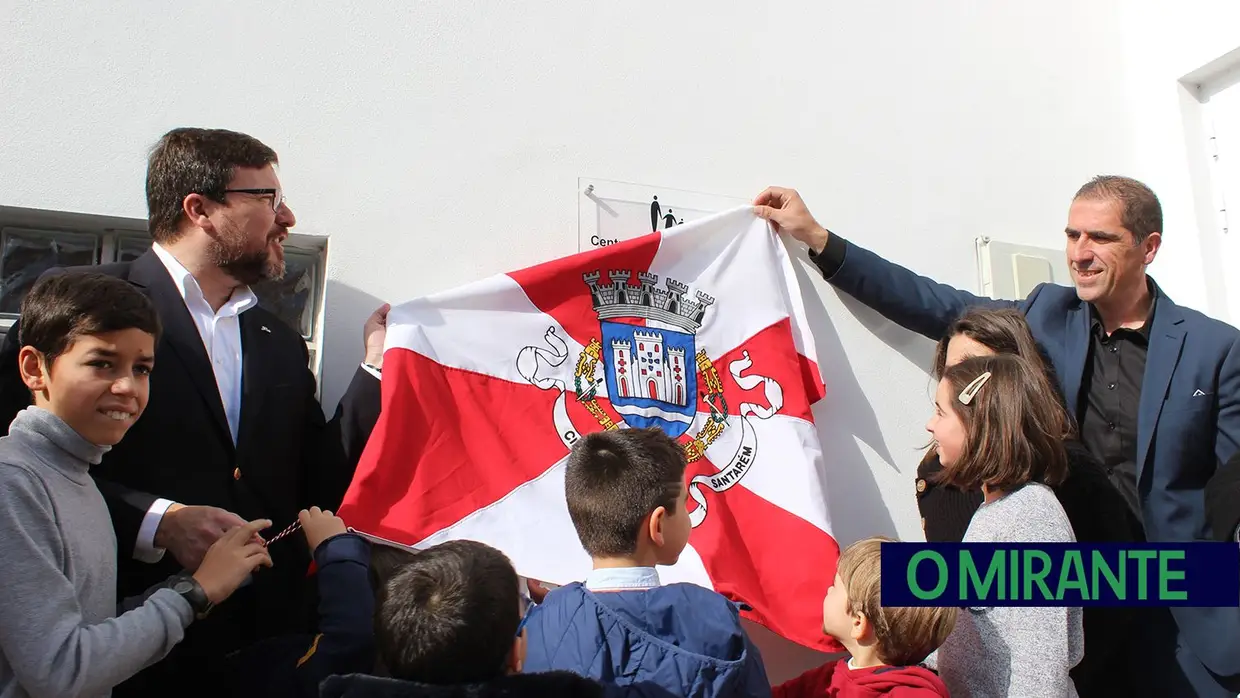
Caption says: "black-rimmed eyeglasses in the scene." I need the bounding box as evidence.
[222,188,286,213]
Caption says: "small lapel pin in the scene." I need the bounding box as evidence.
[261,326,272,334]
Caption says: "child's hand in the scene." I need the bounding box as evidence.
[299,507,348,553]
[192,519,273,603]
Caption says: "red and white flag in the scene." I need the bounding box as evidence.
[338,207,842,651]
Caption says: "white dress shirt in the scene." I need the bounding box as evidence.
[583,566,661,592]
[133,243,257,562]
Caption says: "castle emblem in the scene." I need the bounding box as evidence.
[514,265,783,529]
[583,271,714,438]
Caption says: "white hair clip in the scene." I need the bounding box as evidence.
[958,371,992,406]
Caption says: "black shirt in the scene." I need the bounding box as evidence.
[1206,451,1240,541]
[1076,298,1153,528]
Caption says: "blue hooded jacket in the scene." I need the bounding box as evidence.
[523,582,771,698]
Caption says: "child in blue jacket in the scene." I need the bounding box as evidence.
[523,428,771,698]
[221,508,415,696]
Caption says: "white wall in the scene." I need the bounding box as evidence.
[1116,0,1240,324]
[6,0,1232,681]
[1207,83,1240,322]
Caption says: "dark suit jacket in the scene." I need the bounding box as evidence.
[222,533,375,698]
[1206,451,1240,542]
[814,236,1240,678]
[0,250,381,691]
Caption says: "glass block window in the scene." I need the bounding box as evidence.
[253,248,320,340]
[0,210,327,375]
[0,228,100,314]
[117,236,151,263]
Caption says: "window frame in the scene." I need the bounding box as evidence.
[254,238,326,343]
[0,225,105,316]
[0,205,328,380]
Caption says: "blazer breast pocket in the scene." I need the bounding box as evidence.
[1162,392,1215,415]
[1158,395,1216,466]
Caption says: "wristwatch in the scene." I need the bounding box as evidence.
[170,574,214,619]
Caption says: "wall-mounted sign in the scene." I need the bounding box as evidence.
[577,177,747,252]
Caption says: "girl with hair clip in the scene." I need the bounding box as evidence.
[916,307,1134,547]
[923,353,1084,698]
[916,308,1133,698]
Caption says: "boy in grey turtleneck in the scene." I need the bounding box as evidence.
[0,272,274,698]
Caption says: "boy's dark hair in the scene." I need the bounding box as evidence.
[940,354,1070,491]
[361,542,420,680]
[565,428,687,557]
[375,539,521,685]
[18,272,161,365]
[367,542,419,597]
[146,127,279,244]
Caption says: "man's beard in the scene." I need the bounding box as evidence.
[209,220,286,286]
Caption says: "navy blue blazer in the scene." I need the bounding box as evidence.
[815,236,1240,677]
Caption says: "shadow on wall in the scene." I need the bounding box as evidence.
[787,234,948,538]
[836,289,938,378]
[829,278,941,524]
[317,280,387,414]
[790,256,902,546]
[751,250,942,682]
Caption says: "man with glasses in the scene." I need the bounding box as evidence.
[0,127,389,695]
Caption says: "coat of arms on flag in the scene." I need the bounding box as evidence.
[590,270,707,438]
[517,268,787,529]
[338,207,842,652]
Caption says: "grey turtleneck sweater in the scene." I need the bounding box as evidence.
[0,407,193,698]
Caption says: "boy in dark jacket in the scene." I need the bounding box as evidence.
[221,507,386,696]
[320,539,603,697]
[522,428,770,698]
[773,537,953,698]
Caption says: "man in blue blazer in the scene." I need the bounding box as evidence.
[753,177,1240,698]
